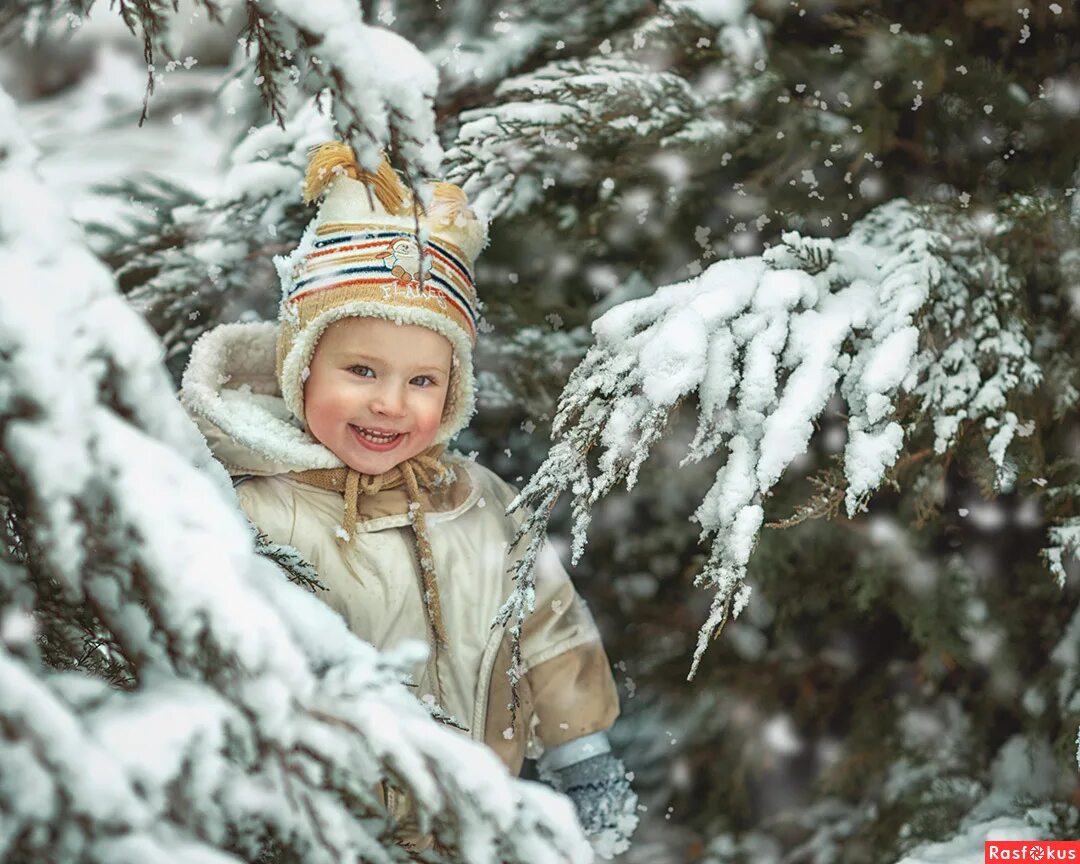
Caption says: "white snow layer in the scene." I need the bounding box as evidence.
[0,86,589,864]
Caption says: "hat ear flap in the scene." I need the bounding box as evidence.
[303,142,409,214]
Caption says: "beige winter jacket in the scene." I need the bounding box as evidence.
[180,321,620,791]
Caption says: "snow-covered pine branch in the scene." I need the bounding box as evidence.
[1046,508,1080,589]
[445,53,702,222]
[701,700,1079,863]
[0,87,589,864]
[11,0,441,177]
[254,0,441,173]
[442,2,767,223]
[507,198,1049,680]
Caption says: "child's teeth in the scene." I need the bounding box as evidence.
[359,427,398,441]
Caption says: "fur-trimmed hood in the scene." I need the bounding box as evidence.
[180,321,345,477]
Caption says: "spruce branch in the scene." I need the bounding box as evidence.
[445,53,706,221]
[508,199,1052,681]
[5,0,440,181]
[764,458,848,530]
[427,0,658,105]
[251,523,325,594]
[239,0,291,128]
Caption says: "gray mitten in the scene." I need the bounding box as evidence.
[540,735,639,858]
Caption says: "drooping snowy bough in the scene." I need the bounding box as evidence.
[252,0,442,173]
[0,88,589,864]
[506,198,1052,680]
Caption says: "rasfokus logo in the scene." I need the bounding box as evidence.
[985,841,1080,862]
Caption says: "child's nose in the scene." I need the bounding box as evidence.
[370,383,407,417]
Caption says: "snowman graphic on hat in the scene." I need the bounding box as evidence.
[375,237,423,292]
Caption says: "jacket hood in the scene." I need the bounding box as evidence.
[180,321,344,476]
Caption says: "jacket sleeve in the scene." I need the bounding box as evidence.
[519,536,620,749]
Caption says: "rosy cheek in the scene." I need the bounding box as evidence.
[421,393,446,435]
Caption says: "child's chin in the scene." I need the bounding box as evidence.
[343,443,412,475]
[347,454,397,474]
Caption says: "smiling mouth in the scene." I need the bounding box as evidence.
[349,424,404,450]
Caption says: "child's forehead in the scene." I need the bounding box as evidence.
[318,316,453,363]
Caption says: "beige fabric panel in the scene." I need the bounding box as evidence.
[526,640,620,748]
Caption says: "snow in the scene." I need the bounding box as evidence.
[266,0,441,173]
[666,0,765,68]
[986,410,1018,473]
[727,504,763,567]
[639,307,710,405]
[762,714,803,755]
[15,45,231,229]
[1046,518,1080,588]
[896,815,1039,864]
[862,326,920,394]
[844,422,905,511]
[673,0,748,27]
[898,736,1069,864]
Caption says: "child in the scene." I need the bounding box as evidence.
[180,143,636,853]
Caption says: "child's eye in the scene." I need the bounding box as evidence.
[348,365,375,378]
[410,375,435,387]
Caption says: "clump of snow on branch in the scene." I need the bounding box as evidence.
[0,86,589,864]
[508,198,1047,680]
[247,0,442,173]
[1046,513,1080,588]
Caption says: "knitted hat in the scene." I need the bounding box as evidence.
[275,142,487,444]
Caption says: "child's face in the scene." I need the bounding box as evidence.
[304,317,452,475]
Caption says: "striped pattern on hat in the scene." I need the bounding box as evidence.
[288,223,479,342]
